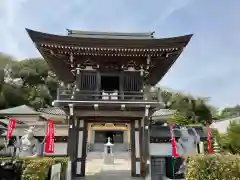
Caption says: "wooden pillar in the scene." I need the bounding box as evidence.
[67,104,75,157]
[127,124,131,149]
[130,120,141,177]
[144,105,151,178]
[67,104,79,177]
[75,119,88,177]
[87,123,92,144]
[130,120,135,177]
[140,117,145,177]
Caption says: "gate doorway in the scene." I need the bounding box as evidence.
[73,119,142,179]
[85,121,132,179]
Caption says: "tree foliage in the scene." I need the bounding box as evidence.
[159,89,213,125]
[168,111,189,126]
[218,121,240,154]
[0,53,59,110]
[220,105,240,118]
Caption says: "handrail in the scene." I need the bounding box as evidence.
[58,89,158,101]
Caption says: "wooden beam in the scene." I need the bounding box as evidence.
[75,110,145,117]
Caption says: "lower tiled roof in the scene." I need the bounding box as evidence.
[39,107,67,116]
[150,124,207,139]
[151,109,176,117]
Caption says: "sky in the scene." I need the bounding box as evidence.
[0,0,239,108]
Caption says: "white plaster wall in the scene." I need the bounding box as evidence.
[150,143,172,156]
[123,131,128,143]
[77,131,83,158]
[44,143,67,155]
[135,131,140,158]
[11,116,39,123]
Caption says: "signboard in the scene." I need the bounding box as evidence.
[7,119,16,141]
[51,163,61,180]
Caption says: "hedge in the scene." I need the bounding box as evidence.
[0,156,69,180]
[186,154,240,180]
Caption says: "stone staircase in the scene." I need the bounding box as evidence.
[86,151,130,160]
[89,143,129,152]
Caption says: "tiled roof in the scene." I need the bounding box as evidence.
[151,109,176,117]
[0,105,39,115]
[150,125,207,140]
[0,120,7,135]
[39,107,67,116]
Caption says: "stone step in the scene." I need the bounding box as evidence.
[86,152,130,160]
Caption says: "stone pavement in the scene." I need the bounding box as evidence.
[73,152,184,180]
[75,152,143,180]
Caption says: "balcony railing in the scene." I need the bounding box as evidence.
[57,88,159,102]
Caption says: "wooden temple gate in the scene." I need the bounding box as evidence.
[26,28,192,178]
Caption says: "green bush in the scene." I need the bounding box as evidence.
[186,154,240,180]
[0,156,69,180]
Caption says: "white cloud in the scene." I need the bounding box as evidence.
[0,0,30,59]
[0,0,28,27]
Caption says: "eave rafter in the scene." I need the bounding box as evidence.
[37,44,182,76]
[38,43,181,57]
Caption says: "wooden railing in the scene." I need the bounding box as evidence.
[57,88,159,102]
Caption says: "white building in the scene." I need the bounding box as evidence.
[210,116,240,134]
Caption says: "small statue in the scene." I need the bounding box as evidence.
[174,127,200,175]
[15,126,39,157]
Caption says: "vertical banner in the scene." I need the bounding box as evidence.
[45,120,55,153]
[206,120,213,154]
[8,119,16,141]
[170,124,179,158]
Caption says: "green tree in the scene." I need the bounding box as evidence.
[157,88,213,125]
[218,121,240,154]
[221,105,240,118]
[0,55,60,110]
[0,53,16,67]
[0,53,17,109]
[168,111,189,126]
[194,98,212,124]
[11,58,49,87]
[160,90,173,108]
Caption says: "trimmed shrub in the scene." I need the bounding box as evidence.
[186,154,240,180]
[0,156,69,180]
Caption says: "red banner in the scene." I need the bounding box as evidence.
[45,120,55,153]
[170,124,179,158]
[8,119,16,141]
[206,120,213,154]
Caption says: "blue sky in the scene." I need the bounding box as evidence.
[0,0,239,108]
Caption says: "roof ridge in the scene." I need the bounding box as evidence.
[67,29,155,37]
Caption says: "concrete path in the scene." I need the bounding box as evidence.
[73,152,183,180]
[76,152,142,180]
